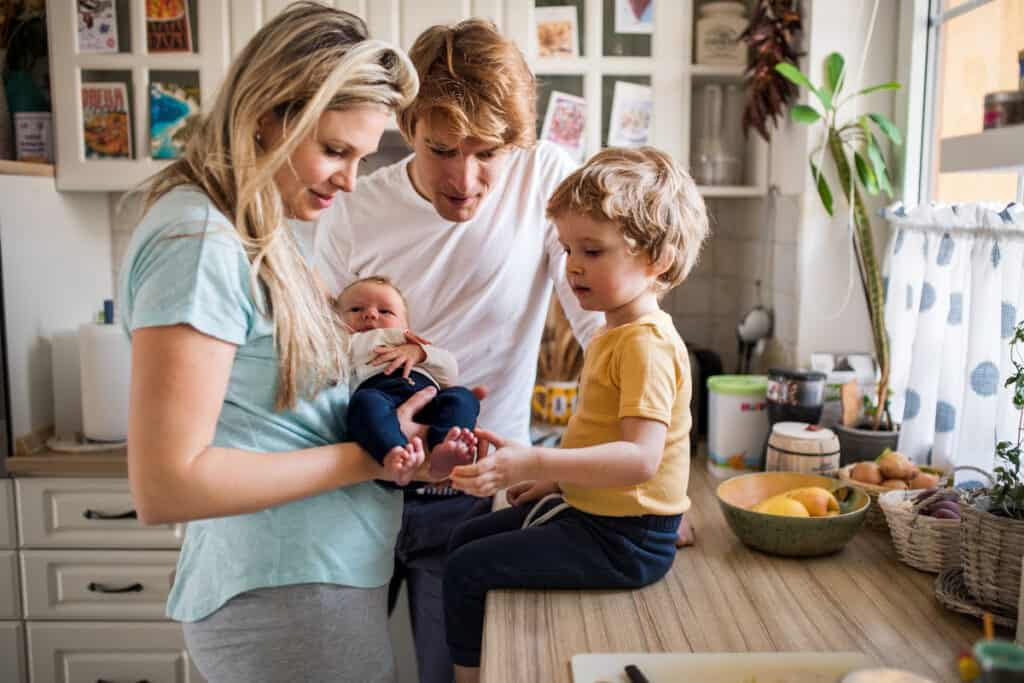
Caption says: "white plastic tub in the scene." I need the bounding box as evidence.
[707,374,769,477]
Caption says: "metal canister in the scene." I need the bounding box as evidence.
[764,421,840,474]
[765,368,826,425]
[983,91,1024,129]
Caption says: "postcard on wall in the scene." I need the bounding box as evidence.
[146,0,193,53]
[150,81,200,159]
[82,82,132,159]
[541,91,586,161]
[535,5,579,58]
[77,0,119,53]
[615,0,653,34]
[607,81,652,147]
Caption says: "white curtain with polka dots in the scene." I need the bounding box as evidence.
[883,202,1024,482]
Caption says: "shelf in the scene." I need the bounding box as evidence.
[698,185,765,198]
[0,160,55,178]
[940,125,1024,174]
[690,64,747,79]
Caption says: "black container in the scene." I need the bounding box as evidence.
[766,368,826,426]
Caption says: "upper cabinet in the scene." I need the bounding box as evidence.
[47,0,230,191]
[48,0,765,194]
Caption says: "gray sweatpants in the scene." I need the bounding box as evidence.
[183,583,396,683]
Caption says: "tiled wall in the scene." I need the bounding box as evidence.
[665,194,799,374]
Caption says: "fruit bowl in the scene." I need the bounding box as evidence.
[716,472,870,557]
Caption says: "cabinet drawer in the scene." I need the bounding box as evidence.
[17,478,184,548]
[28,621,204,683]
[0,621,27,683]
[0,550,20,619]
[0,479,15,548]
[22,550,178,620]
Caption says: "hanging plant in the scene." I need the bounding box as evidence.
[739,0,804,142]
[985,319,1024,518]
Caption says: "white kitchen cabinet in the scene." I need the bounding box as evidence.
[0,550,21,619]
[13,477,203,683]
[1,479,15,548]
[0,621,28,683]
[16,478,183,549]
[21,550,179,621]
[28,622,203,683]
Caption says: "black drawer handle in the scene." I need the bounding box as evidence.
[88,581,144,594]
[83,509,138,520]
[97,679,149,683]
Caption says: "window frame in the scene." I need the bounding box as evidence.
[900,0,1024,205]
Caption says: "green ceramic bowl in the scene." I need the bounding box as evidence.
[716,472,870,557]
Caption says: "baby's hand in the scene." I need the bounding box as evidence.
[372,343,427,381]
[382,438,426,486]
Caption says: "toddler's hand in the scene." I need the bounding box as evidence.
[449,438,537,498]
[372,343,427,381]
[506,480,561,507]
[382,438,426,487]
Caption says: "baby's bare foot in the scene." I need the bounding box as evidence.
[429,427,474,479]
[383,445,415,486]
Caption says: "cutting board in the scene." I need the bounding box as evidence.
[571,651,875,683]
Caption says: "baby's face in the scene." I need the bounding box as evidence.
[337,282,408,332]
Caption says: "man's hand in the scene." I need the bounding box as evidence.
[372,343,426,380]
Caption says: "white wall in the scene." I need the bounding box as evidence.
[787,0,902,366]
[0,176,112,445]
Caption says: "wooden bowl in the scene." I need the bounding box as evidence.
[716,472,871,557]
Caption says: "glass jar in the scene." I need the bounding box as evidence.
[983,90,1024,129]
[695,1,748,66]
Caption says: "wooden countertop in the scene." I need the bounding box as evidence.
[480,460,991,683]
[7,446,127,477]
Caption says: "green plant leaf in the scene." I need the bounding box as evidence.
[865,134,893,196]
[775,63,831,110]
[825,53,846,97]
[810,159,833,216]
[790,105,822,124]
[854,151,879,195]
[853,82,901,98]
[868,112,903,145]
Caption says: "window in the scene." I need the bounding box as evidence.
[908,0,1024,204]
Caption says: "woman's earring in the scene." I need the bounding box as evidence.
[255,131,263,145]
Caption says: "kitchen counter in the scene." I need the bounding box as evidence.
[480,460,990,683]
[6,446,127,477]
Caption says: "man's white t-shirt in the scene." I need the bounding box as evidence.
[314,141,603,445]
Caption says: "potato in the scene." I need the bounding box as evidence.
[850,461,883,485]
[878,450,913,480]
[908,471,940,490]
[881,479,909,489]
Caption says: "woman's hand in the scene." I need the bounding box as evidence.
[506,480,561,507]
[448,429,538,498]
[372,343,426,380]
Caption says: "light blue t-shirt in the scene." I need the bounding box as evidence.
[119,186,401,622]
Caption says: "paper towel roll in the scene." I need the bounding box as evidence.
[79,323,131,442]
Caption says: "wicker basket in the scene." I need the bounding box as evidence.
[834,464,946,531]
[961,501,1024,613]
[879,489,960,574]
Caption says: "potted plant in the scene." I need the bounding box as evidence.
[775,52,903,463]
[960,319,1024,614]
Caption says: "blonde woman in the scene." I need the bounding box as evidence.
[119,4,423,681]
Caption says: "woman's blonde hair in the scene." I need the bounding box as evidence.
[547,147,710,293]
[141,2,417,410]
[397,18,536,148]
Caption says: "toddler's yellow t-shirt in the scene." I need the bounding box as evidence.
[558,310,692,517]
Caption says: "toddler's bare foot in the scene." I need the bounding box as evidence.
[429,427,476,479]
[383,444,422,487]
[675,516,696,548]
